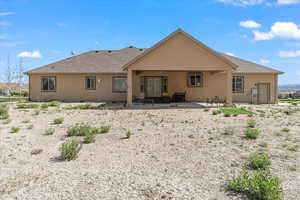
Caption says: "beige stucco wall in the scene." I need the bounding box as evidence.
[128,32,231,71]
[29,73,127,102]
[29,72,277,103]
[132,71,277,103]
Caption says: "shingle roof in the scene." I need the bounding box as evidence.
[26,46,146,74]
[26,45,283,75]
[221,54,283,74]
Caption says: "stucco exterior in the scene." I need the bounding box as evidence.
[27,29,282,104]
[29,71,278,104]
[29,73,127,102]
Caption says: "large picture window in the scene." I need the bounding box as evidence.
[112,77,127,92]
[232,76,244,93]
[41,77,56,91]
[85,76,96,90]
[188,72,203,87]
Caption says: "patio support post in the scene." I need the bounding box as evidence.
[226,69,233,106]
[127,69,133,105]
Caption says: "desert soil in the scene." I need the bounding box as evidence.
[0,103,299,200]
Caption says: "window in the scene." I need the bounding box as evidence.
[162,76,168,93]
[112,77,127,92]
[85,76,96,90]
[188,72,203,87]
[232,76,244,93]
[41,77,56,91]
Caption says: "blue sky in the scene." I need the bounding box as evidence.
[0,0,300,84]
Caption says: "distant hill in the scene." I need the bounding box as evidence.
[279,84,300,91]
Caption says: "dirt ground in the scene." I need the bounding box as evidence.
[0,103,299,200]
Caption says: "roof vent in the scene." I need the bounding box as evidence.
[108,50,112,53]
[128,45,134,48]
[95,50,99,53]
[139,49,143,51]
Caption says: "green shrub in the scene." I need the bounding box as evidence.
[125,130,132,139]
[212,110,222,115]
[41,103,49,109]
[48,101,60,107]
[67,124,100,137]
[83,133,96,144]
[10,90,29,97]
[226,169,282,200]
[66,104,92,110]
[11,127,20,133]
[204,108,210,112]
[53,117,64,124]
[0,104,9,120]
[248,152,271,170]
[245,128,260,139]
[247,119,256,128]
[221,108,253,115]
[224,113,231,117]
[281,128,290,133]
[27,124,33,129]
[287,145,299,152]
[17,104,39,109]
[44,128,55,135]
[100,126,110,134]
[60,140,81,161]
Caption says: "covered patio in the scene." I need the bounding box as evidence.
[126,69,233,106]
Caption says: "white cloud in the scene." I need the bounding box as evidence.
[240,20,261,28]
[0,36,7,40]
[216,0,265,6]
[17,51,42,58]
[226,52,235,56]
[0,12,15,16]
[260,59,270,64]
[0,21,12,26]
[279,50,300,57]
[277,0,300,5]
[254,22,300,40]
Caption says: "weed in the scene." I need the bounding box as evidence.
[248,152,271,170]
[99,126,110,134]
[212,110,222,115]
[204,108,210,112]
[226,169,282,200]
[17,104,39,109]
[66,104,92,110]
[10,127,20,133]
[27,124,33,129]
[221,108,253,115]
[60,140,81,161]
[245,128,260,139]
[83,133,96,144]
[48,101,60,107]
[125,130,132,139]
[287,145,299,152]
[41,104,48,109]
[44,128,55,135]
[247,119,256,128]
[224,113,231,117]
[281,128,290,133]
[67,124,101,137]
[0,104,9,120]
[53,117,64,124]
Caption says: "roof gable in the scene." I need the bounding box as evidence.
[123,29,238,71]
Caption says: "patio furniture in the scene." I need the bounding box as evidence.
[172,92,186,102]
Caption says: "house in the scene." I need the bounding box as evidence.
[26,29,283,105]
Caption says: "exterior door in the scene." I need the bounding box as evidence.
[257,83,270,104]
[145,77,162,98]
